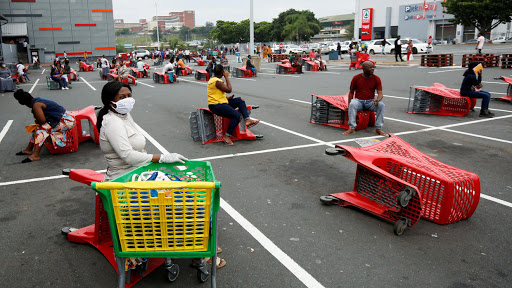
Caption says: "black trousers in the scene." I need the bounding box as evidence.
[395,48,403,61]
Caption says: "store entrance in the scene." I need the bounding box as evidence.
[435,23,457,43]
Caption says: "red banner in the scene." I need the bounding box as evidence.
[361,8,373,40]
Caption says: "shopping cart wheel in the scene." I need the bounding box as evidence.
[397,188,415,208]
[255,134,264,139]
[197,263,210,283]
[320,196,340,206]
[325,148,346,156]
[61,227,77,235]
[167,264,179,282]
[393,218,408,236]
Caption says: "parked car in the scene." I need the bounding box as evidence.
[340,41,351,53]
[358,40,371,52]
[326,42,339,52]
[131,49,151,59]
[465,39,478,44]
[492,36,507,43]
[365,39,393,55]
[280,44,305,55]
[400,38,430,54]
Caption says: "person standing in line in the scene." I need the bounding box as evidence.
[337,42,342,59]
[381,38,387,55]
[100,55,110,80]
[406,39,413,61]
[63,51,67,58]
[394,36,404,62]
[476,33,485,53]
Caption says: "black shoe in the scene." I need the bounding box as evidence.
[479,109,494,118]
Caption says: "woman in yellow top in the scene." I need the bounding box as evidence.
[207,65,259,145]
[262,44,268,62]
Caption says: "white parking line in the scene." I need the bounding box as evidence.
[80,77,97,91]
[220,199,325,288]
[232,77,256,81]
[28,78,40,94]
[41,69,45,75]
[0,120,13,144]
[304,71,341,75]
[482,81,508,85]
[259,72,300,78]
[137,82,155,88]
[428,69,466,74]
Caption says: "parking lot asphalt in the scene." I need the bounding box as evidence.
[0,44,511,288]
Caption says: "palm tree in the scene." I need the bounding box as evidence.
[282,12,321,43]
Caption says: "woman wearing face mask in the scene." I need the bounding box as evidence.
[97,81,188,181]
[14,89,76,163]
[0,61,16,93]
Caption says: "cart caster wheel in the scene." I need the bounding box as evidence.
[397,188,414,207]
[255,134,264,139]
[393,219,407,236]
[197,264,210,283]
[61,227,77,235]
[320,196,339,206]
[325,148,346,156]
[167,264,179,282]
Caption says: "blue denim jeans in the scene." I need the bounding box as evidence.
[460,90,491,110]
[348,99,385,130]
[249,67,257,75]
[209,97,250,136]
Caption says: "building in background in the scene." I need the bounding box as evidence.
[354,0,510,43]
[168,10,195,29]
[0,0,115,63]
[114,19,147,33]
[312,13,355,42]
[0,14,7,62]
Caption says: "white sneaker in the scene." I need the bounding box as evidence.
[64,87,69,90]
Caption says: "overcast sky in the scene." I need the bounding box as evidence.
[112,0,356,26]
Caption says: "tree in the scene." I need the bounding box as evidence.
[211,20,238,43]
[282,12,321,43]
[151,27,159,42]
[255,21,273,43]
[179,26,191,41]
[343,21,354,40]
[115,28,131,36]
[443,0,512,36]
[271,9,319,42]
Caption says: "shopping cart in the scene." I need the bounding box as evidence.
[320,134,480,235]
[494,76,512,102]
[62,161,220,287]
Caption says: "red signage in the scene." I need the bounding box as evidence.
[332,21,343,25]
[361,8,373,40]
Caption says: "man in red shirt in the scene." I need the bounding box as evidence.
[343,61,388,136]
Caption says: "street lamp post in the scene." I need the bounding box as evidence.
[249,0,254,56]
[155,1,160,49]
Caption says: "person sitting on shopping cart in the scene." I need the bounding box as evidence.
[113,62,130,82]
[96,81,188,180]
[13,89,76,163]
[460,62,494,118]
[207,65,259,145]
[343,61,388,137]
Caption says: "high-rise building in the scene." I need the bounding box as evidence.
[0,0,116,63]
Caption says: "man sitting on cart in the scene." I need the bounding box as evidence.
[343,61,388,136]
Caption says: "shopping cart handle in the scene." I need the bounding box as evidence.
[92,180,216,190]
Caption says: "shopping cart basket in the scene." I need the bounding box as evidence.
[62,161,220,287]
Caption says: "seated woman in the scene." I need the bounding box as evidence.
[113,62,129,82]
[14,89,76,163]
[51,63,69,90]
[206,57,216,78]
[290,53,303,74]
[96,81,188,180]
[221,54,230,72]
[0,61,16,93]
[460,62,494,118]
[207,65,259,145]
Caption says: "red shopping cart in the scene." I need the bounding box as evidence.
[321,134,480,235]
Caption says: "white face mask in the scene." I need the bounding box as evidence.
[111,97,135,114]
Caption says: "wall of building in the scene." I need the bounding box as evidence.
[355,0,511,42]
[0,0,116,61]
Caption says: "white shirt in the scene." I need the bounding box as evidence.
[32,56,38,63]
[477,36,485,49]
[64,52,67,57]
[162,62,174,73]
[101,57,109,68]
[17,64,24,75]
[185,49,190,55]
[99,111,152,181]
[136,61,144,70]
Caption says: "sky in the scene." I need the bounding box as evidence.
[112,0,356,26]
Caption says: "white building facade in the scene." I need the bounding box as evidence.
[354,0,511,43]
